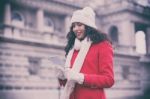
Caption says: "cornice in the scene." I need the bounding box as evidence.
[10,0,81,15]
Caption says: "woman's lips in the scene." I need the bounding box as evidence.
[76,31,82,36]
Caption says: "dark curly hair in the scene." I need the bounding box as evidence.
[65,25,110,56]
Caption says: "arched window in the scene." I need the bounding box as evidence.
[11,11,24,27]
[135,31,146,54]
[44,17,54,32]
[109,26,119,44]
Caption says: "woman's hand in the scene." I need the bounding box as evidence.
[54,65,65,80]
[65,69,84,84]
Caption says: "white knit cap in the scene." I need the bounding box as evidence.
[71,7,97,29]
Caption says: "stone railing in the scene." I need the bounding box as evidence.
[113,43,137,55]
[0,24,66,46]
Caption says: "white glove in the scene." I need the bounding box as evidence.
[65,69,84,84]
[54,65,65,80]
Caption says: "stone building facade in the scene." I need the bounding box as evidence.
[0,0,150,99]
[95,1,150,99]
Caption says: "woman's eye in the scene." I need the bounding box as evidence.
[72,22,83,28]
[72,23,75,27]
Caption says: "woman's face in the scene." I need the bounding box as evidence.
[72,22,86,40]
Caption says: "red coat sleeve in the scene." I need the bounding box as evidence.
[83,41,114,88]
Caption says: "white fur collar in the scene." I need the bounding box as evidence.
[61,37,92,99]
[74,38,81,50]
[74,38,88,50]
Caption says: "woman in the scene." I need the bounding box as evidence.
[59,7,114,99]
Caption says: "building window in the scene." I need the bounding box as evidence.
[28,57,41,75]
[11,11,24,27]
[109,26,119,44]
[122,66,130,81]
[135,31,146,54]
[12,12,22,21]
[44,17,54,32]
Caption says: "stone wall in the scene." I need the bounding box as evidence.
[0,38,65,99]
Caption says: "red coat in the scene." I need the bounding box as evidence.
[60,41,114,99]
[70,41,114,99]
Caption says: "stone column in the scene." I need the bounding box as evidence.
[119,21,135,53]
[36,9,44,32]
[64,16,71,35]
[4,3,12,37]
[36,9,51,43]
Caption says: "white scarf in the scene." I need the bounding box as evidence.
[61,38,92,99]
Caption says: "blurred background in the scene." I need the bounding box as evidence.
[0,0,150,99]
